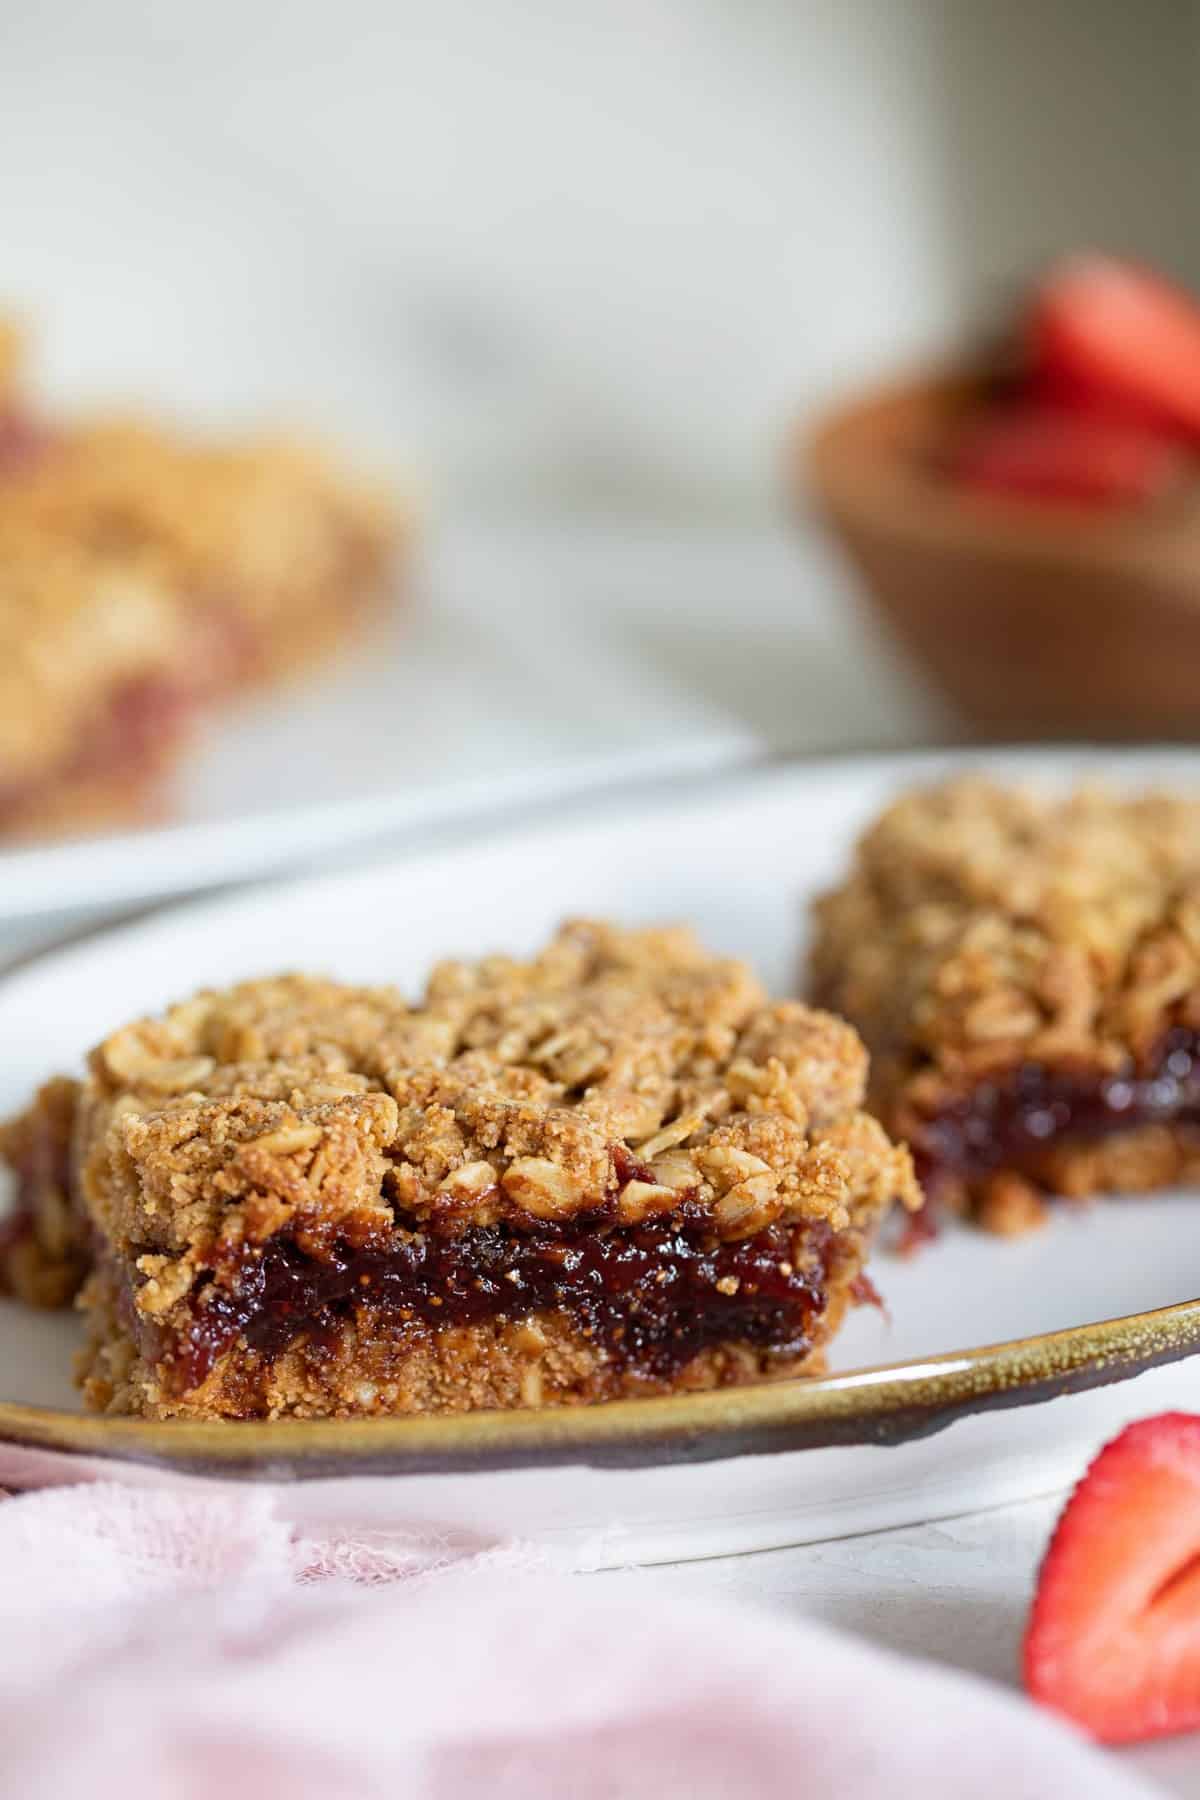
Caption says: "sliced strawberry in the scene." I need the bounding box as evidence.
[1025,1413,1200,1744]
[1025,361,1170,431]
[950,404,1180,509]
[1030,255,1200,441]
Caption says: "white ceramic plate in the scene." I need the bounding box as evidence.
[3,747,1200,1566]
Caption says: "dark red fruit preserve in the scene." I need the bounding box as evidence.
[167,1207,833,1392]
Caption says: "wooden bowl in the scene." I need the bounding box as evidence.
[804,370,1200,739]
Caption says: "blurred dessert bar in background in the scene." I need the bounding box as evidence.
[0,321,398,839]
[810,778,1200,1234]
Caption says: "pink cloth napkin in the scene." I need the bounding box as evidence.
[0,1483,1159,1799]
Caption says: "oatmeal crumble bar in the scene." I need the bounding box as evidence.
[0,325,397,837]
[811,778,1200,1233]
[1,921,917,1419]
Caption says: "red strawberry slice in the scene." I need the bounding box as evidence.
[950,404,1180,509]
[1030,255,1200,441]
[1024,1413,1200,1743]
[1025,361,1169,430]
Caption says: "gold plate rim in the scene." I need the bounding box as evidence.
[2,1297,1198,1480]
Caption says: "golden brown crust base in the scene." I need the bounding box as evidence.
[76,1254,856,1421]
[952,1124,1200,1235]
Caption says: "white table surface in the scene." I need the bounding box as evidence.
[2,518,1194,1794]
[618,1496,1197,1797]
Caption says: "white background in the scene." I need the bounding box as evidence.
[1,0,1193,515]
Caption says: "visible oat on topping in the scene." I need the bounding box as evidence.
[1,919,917,1420]
[811,777,1200,1229]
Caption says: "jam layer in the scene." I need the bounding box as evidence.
[161,1208,837,1394]
[912,1028,1200,1187]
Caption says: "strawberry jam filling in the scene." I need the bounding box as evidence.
[911,1027,1200,1188]
[149,1207,838,1394]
